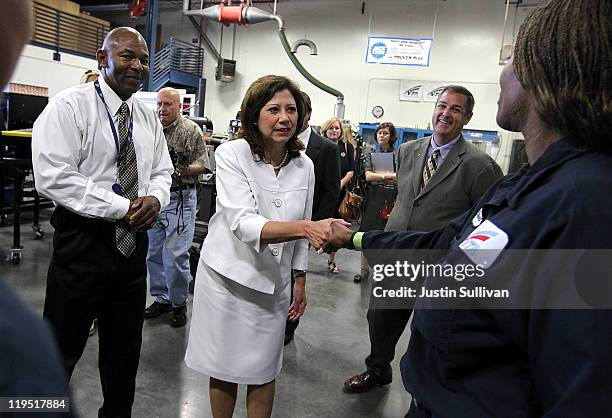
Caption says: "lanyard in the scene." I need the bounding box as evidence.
[94,79,134,167]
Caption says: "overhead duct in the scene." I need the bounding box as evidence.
[183,0,345,118]
[291,39,318,55]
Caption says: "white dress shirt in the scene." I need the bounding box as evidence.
[428,134,461,165]
[32,77,173,220]
[201,138,314,294]
[298,126,311,149]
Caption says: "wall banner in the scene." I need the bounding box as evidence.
[399,80,423,102]
[399,81,449,102]
[421,81,449,102]
[366,37,433,66]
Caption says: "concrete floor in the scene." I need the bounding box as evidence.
[0,211,412,418]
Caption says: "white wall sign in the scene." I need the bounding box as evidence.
[399,80,422,102]
[398,80,449,102]
[366,37,433,66]
[422,81,449,102]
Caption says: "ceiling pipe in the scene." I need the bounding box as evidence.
[187,15,222,62]
[291,39,317,55]
[183,0,345,118]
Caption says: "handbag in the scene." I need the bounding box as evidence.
[380,200,394,221]
[379,185,397,221]
[338,188,364,221]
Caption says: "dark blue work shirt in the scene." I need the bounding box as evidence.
[0,281,76,417]
[363,138,612,417]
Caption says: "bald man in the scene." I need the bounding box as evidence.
[144,87,210,327]
[32,27,174,417]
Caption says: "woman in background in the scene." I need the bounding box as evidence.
[320,116,355,274]
[353,122,398,282]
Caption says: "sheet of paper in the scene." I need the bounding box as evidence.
[371,152,395,173]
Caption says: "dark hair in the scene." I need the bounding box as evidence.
[514,0,611,151]
[238,75,305,161]
[375,122,397,146]
[300,91,312,113]
[438,85,475,116]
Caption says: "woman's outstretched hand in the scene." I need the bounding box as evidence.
[304,218,351,250]
[321,222,354,253]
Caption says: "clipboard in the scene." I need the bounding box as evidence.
[371,152,395,173]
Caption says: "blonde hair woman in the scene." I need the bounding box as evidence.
[319,117,355,274]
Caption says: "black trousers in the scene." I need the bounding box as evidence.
[284,271,299,336]
[406,400,433,418]
[43,206,148,418]
[364,306,413,382]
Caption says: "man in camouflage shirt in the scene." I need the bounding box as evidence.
[144,87,210,327]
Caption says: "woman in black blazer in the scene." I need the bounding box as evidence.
[320,117,355,274]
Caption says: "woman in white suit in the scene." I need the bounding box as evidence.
[185,75,343,417]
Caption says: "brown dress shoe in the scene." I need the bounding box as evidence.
[343,370,391,393]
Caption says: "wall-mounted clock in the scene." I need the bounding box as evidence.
[372,105,384,118]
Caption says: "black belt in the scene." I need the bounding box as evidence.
[51,206,115,232]
[170,184,196,192]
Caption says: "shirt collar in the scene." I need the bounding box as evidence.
[506,137,588,208]
[298,126,311,148]
[163,115,181,131]
[98,75,134,116]
[430,134,460,152]
[429,134,460,160]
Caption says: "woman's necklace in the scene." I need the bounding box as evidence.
[263,148,289,170]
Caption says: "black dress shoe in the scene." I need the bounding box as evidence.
[144,301,171,319]
[343,370,391,393]
[284,332,294,346]
[170,306,187,328]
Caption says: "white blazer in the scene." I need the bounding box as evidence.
[201,139,314,294]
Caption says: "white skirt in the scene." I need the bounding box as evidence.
[185,260,291,385]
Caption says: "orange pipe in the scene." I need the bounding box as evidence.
[218,3,245,24]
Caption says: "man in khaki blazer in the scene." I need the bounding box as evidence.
[344,85,503,393]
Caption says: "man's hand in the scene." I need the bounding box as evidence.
[322,222,354,253]
[304,218,351,250]
[175,163,204,178]
[125,196,161,231]
[288,275,307,321]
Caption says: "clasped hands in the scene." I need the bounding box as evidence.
[123,196,161,231]
[304,218,356,253]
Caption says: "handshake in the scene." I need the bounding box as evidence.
[304,219,355,253]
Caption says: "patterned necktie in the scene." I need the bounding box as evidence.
[115,102,139,257]
[421,148,441,190]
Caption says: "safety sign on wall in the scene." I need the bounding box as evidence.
[366,37,433,66]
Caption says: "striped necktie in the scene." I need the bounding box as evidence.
[421,148,441,190]
[115,102,138,257]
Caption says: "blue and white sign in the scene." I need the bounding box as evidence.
[366,37,433,66]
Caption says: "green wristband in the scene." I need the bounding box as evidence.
[353,232,364,251]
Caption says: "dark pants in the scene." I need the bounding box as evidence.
[365,307,413,382]
[43,206,148,418]
[406,400,433,418]
[285,271,299,337]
